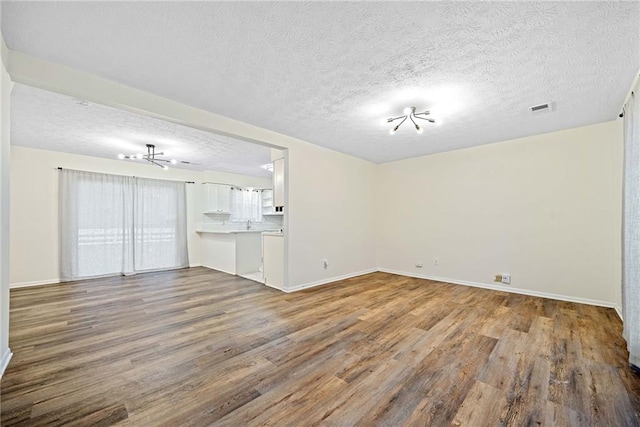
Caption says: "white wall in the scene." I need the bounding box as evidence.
[8,48,622,305]
[9,146,272,286]
[377,120,623,306]
[7,51,379,290]
[1,26,13,374]
[287,141,376,289]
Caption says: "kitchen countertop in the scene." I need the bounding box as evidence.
[262,231,284,237]
[196,229,281,234]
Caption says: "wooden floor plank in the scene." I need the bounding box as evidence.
[1,268,638,426]
[452,381,507,426]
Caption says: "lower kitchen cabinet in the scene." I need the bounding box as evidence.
[199,231,262,276]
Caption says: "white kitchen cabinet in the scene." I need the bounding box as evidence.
[235,232,262,276]
[203,183,232,213]
[198,231,262,278]
[200,232,236,274]
[263,233,284,289]
[273,158,284,208]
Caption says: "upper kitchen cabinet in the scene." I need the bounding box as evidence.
[273,158,285,209]
[203,183,232,214]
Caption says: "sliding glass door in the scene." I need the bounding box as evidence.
[59,169,188,281]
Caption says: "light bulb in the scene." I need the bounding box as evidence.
[416,125,423,134]
[389,126,398,135]
[162,165,168,170]
[136,153,143,159]
[403,107,413,115]
[170,159,177,164]
[117,153,125,159]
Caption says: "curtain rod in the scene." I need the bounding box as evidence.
[56,167,195,184]
[620,91,634,118]
[202,181,270,191]
[620,71,640,117]
[202,181,237,187]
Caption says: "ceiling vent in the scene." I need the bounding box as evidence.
[530,102,554,114]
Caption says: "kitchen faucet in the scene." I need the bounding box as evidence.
[246,219,252,230]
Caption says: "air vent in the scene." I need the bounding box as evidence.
[530,102,554,114]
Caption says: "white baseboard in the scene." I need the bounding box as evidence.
[8,267,619,312]
[189,263,202,268]
[201,265,235,275]
[10,278,60,289]
[377,268,617,309]
[263,281,286,292]
[0,348,12,377]
[615,305,623,321]
[284,268,378,293]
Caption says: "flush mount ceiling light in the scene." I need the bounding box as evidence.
[387,107,437,135]
[118,144,178,170]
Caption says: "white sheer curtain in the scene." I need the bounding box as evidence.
[60,169,188,281]
[230,188,262,222]
[134,178,188,272]
[60,170,134,279]
[623,80,640,369]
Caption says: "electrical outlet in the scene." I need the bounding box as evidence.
[415,261,423,268]
[323,259,329,269]
[434,258,439,265]
[495,273,511,284]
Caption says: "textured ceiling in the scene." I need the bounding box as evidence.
[10,84,272,177]
[2,1,639,163]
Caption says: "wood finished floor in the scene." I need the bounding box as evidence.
[1,268,639,426]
